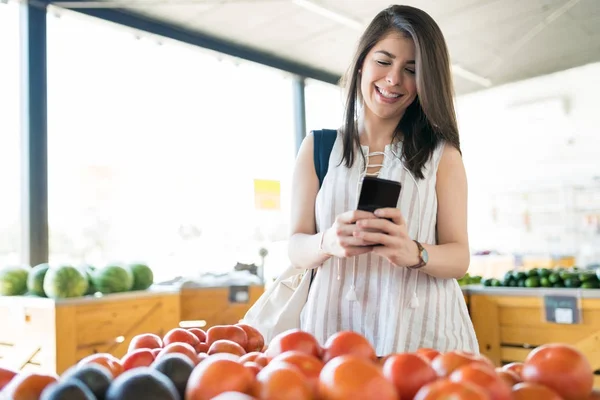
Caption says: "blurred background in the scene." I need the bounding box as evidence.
[2,0,600,284]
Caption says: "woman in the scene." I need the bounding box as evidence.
[288,4,479,355]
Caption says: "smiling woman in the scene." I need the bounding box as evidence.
[288,5,477,356]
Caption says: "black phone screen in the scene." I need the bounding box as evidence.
[357,176,401,213]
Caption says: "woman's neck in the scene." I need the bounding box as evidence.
[358,110,403,150]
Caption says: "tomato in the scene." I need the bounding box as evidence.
[206,325,248,350]
[265,329,321,359]
[211,393,256,400]
[254,362,312,400]
[155,342,199,365]
[236,323,265,353]
[431,350,494,377]
[163,327,200,349]
[501,362,523,379]
[319,355,398,400]
[415,379,490,400]
[243,361,262,377]
[196,342,210,354]
[495,368,520,387]
[120,348,155,371]
[450,363,511,400]
[188,327,207,343]
[0,366,18,390]
[522,343,593,400]
[127,333,163,352]
[383,353,437,399]
[321,331,376,363]
[239,352,269,368]
[78,353,124,378]
[416,348,441,362]
[1,372,58,400]
[512,382,562,400]
[208,339,247,357]
[589,388,600,400]
[185,358,254,400]
[151,348,162,358]
[271,351,324,396]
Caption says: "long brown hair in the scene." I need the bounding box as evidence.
[339,5,459,180]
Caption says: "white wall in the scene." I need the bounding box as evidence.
[456,62,600,258]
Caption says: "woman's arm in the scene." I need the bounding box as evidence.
[287,134,332,270]
[418,143,470,279]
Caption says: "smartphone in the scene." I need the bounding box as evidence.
[357,176,401,213]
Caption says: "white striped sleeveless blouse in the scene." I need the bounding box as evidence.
[300,131,479,356]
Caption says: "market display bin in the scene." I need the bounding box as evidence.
[0,287,180,375]
[179,284,264,329]
[469,286,600,386]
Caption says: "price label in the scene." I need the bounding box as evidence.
[229,285,250,304]
[544,295,580,324]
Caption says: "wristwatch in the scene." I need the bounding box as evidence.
[408,240,428,269]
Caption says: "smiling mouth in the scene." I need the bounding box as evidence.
[375,86,403,99]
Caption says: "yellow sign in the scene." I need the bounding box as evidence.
[254,179,281,210]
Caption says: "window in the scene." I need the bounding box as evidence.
[47,11,295,282]
[0,1,22,266]
[305,79,344,133]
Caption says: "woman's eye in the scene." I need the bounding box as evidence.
[376,60,391,66]
[406,69,416,74]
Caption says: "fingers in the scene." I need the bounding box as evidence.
[336,210,377,224]
[353,231,396,247]
[374,208,406,226]
[356,218,398,235]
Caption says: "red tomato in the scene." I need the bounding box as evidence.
[239,352,269,368]
[155,342,199,365]
[495,368,521,387]
[501,362,524,379]
[243,361,262,377]
[187,327,207,343]
[206,325,249,350]
[383,353,437,400]
[512,382,563,400]
[78,353,124,378]
[522,343,593,400]
[321,331,376,363]
[271,351,324,396]
[589,388,600,400]
[0,366,18,390]
[318,355,398,400]
[265,329,321,359]
[185,358,254,400]
[163,327,200,349]
[450,363,512,400]
[416,348,441,362]
[208,339,247,357]
[128,333,163,352]
[414,379,491,400]
[121,348,155,371]
[236,323,265,353]
[1,372,58,400]
[431,350,494,377]
[254,362,312,400]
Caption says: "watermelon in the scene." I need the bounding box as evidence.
[27,263,50,297]
[43,265,89,299]
[92,265,133,294]
[0,265,29,296]
[127,263,154,291]
[79,264,97,295]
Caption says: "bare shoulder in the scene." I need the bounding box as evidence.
[437,142,466,182]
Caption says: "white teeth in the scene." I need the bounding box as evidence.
[377,87,401,98]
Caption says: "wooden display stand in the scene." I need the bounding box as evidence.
[180,285,264,329]
[0,288,180,375]
[469,287,600,386]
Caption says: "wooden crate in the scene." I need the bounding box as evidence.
[0,288,180,375]
[180,285,264,329]
[469,287,600,386]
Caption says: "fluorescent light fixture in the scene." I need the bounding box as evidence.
[451,64,492,87]
[292,0,363,31]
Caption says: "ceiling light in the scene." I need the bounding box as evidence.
[292,0,363,31]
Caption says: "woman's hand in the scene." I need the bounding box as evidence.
[321,210,379,258]
[353,208,420,267]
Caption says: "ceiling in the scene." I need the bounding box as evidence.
[51,0,600,95]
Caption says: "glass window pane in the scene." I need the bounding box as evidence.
[0,1,22,266]
[47,11,295,282]
[305,79,344,132]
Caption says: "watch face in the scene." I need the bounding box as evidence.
[421,248,429,264]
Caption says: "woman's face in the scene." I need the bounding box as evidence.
[359,32,418,122]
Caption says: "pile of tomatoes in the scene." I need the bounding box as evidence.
[0,323,598,399]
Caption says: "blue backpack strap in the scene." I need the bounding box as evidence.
[313,129,337,188]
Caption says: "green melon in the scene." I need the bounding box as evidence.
[0,265,30,296]
[79,264,97,295]
[92,264,133,294]
[43,265,89,299]
[127,263,154,291]
[27,263,50,297]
